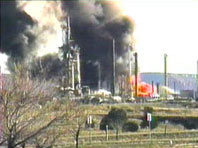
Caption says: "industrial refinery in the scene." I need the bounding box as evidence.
[0,13,198,101]
[44,15,198,101]
[1,1,198,148]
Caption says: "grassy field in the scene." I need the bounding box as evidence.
[53,101,198,148]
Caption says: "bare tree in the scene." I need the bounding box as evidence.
[31,101,76,148]
[0,111,3,143]
[33,128,62,148]
[66,104,88,148]
[0,65,67,148]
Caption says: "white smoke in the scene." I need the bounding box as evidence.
[0,53,9,74]
[17,1,66,57]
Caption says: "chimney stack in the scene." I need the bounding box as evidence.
[134,52,138,98]
[164,54,168,87]
[111,39,116,96]
[197,61,198,97]
[164,54,168,98]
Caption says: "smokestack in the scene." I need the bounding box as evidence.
[128,45,133,98]
[71,62,75,90]
[111,39,116,96]
[164,54,168,98]
[197,61,198,96]
[174,81,176,93]
[66,16,71,43]
[164,54,168,87]
[156,83,160,94]
[134,52,138,98]
[152,81,154,93]
[197,60,198,76]
[128,45,133,77]
[98,61,101,90]
[76,50,81,88]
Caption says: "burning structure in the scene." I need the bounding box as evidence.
[61,1,135,92]
[59,17,81,91]
[1,0,136,97]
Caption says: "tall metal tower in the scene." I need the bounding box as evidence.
[134,52,138,98]
[164,54,168,88]
[59,16,81,91]
[164,54,168,98]
[197,60,198,98]
[128,45,133,99]
[111,39,116,96]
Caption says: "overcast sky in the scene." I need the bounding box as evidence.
[120,0,198,74]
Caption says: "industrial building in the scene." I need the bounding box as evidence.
[141,72,198,99]
[59,17,81,94]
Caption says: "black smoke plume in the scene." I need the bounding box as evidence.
[0,0,134,90]
[61,0,134,89]
[0,1,35,68]
[30,53,65,81]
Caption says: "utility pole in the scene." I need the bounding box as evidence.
[106,125,109,141]
[111,39,116,96]
[134,52,138,98]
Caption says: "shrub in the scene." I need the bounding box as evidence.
[123,121,139,132]
[81,96,90,104]
[144,106,154,114]
[100,115,113,130]
[108,107,127,119]
[156,116,198,129]
[91,97,101,105]
[100,108,127,131]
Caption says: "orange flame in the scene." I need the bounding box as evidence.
[129,75,156,98]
